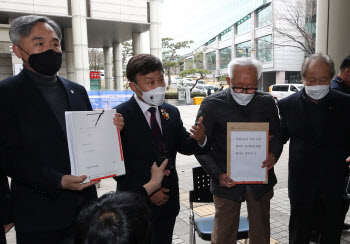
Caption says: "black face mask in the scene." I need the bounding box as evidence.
[19,46,62,76]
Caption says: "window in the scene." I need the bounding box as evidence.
[272,85,289,92]
[257,4,272,27]
[206,52,216,71]
[235,41,251,58]
[290,85,298,92]
[219,47,232,69]
[256,35,272,62]
[220,27,232,41]
[205,38,216,46]
[236,14,251,35]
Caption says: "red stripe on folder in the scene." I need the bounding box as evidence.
[91,174,117,182]
[117,128,124,161]
[235,181,264,184]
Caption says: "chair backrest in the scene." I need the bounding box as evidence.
[190,166,213,203]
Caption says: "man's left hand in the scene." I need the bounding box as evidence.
[4,223,14,233]
[190,116,206,144]
[113,113,125,131]
[262,152,276,170]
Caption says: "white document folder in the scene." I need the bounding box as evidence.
[65,109,125,183]
[227,123,269,184]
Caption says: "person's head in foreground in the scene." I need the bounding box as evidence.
[226,57,262,106]
[75,192,151,244]
[127,54,166,107]
[301,53,335,101]
[9,15,62,76]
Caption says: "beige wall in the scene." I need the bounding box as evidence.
[0,54,13,80]
[90,0,147,23]
[0,0,68,16]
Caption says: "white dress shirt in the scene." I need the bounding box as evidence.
[134,94,163,132]
[134,94,207,147]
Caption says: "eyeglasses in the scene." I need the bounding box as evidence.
[231,87,258,94]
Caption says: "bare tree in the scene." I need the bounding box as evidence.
[88,48,103,71]
[272,0,316,54]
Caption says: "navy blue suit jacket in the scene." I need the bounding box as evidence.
[0,70,97,232]
[278,89,350,203]
[0,174,12,226]
[114,95,200,217]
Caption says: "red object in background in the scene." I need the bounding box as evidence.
[90,71,100,79]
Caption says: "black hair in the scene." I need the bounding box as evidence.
[126,54,164,84]
[75,192,151,244]
[340,55,350,71]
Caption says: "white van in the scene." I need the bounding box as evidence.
[270,84,304,100]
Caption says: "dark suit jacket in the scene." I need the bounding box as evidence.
[278,89,350,203]
[331,76,350,94]
[195,89,283,202]
[114,95,200,217]
[0,70,97,232]
[0,174,12,225]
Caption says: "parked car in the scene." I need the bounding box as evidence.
[173,77,182,84]
[270,84,304,100]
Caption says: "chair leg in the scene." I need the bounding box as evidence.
[189,216,196,244]
[244,239,248,244]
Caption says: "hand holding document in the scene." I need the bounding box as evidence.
[227,122,269,184]
[65,109,125,183]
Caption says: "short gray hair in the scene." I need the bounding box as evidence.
[301,53,335,78]
[227,57,262,81]
[9,15,62,45]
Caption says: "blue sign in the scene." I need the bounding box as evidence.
[88,90,134,109]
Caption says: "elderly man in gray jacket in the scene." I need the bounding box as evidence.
[195,57,283,244]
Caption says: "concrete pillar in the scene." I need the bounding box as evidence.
[276,71,286,84]
[149,0,162,59]
[216,36,220,71]
[231,24,236,60]
[132,33,142,56]
[203,51,208,70]
[71,0,90,90]
[113,42,123,90]
[64,28,75,81]
[251,11,257,59]
[316,0,350,74]
[103,47,113,90]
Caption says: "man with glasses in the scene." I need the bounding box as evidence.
[195,57,283,244]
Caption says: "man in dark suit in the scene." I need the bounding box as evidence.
[278,53,350,244]
[0,173,13,244]
[114,54,206,244]
[194,57,283,244]
[331,55,350,230]
[0,15,99,243]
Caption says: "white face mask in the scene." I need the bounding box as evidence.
[134,84,165,106]
[304,85,329,100]
[229,84,254,106]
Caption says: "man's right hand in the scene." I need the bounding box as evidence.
[61,175,99,191]
[149,188,170,206]
[219,173,236,188]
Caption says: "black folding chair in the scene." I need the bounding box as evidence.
[189,166,249,243]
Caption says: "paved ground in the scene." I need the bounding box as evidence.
[5,104,350,243]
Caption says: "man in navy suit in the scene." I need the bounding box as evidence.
[278,53,350,243]
[0,15,99,243]
[114,54,206,244]
[0,173,13,244]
